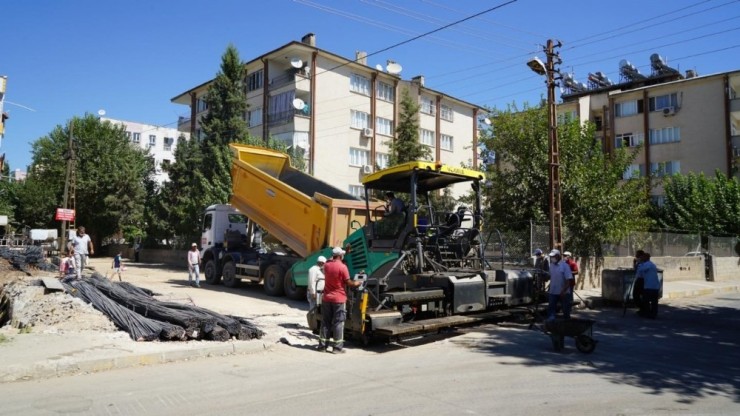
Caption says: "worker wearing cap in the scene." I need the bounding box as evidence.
[318,246,362,354]
[187,243,201,288]
[307,255,326,311]
[533,248,549,276]
[547,249,574,320]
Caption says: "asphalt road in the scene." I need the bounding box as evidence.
[1,292,738,415]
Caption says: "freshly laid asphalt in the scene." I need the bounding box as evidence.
[1,264,738,383]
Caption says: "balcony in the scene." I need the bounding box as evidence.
[269,69,310,91]
[267,107,312,127]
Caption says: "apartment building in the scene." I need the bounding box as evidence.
[171,33,483,199]
[558,56,740,202]
[101,117,190,185]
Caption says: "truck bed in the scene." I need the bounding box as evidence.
[229,144,369,258]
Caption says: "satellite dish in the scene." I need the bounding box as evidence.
[97,109,106,116]
[375,64,383,71]
[483,118,492,126]
[386,62,402,75]
[292,98,305,110]
[290,57,303,68]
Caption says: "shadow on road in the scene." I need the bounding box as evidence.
[456,302,740,404]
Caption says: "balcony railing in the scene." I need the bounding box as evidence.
[269,69,310,90]
[267,107,312,126]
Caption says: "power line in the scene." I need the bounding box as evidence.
[313,0,519,76]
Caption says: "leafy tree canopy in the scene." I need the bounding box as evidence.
[659,170,740,236]
[17,114,153,245]
[481,102,652,257]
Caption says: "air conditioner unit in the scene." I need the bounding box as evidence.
[362,128,374,138]
[662,106,676,116]
[361,165,373,174]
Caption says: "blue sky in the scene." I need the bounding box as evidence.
[2,0,739,171]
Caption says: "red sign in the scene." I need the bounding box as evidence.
[55,208,75,221]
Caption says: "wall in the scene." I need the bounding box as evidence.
[575,256,706,289]
[712,257,740,281]
[103,244,186,267]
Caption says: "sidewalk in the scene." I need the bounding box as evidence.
[1,277,739,383]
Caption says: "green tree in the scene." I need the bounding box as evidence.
[660,170,740,236]
[387,88,431,166]
[481,102,651,257]
[16,114,153,247]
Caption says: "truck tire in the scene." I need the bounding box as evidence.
[222,261,239,288]
[263,264,285,297]
[283,269,306,300]
[204,260,221,285]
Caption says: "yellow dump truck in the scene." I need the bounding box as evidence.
[199,144,378,299]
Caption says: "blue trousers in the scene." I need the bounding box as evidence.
[548,293,572,319]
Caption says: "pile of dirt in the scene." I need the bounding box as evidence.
[0,255,117,334]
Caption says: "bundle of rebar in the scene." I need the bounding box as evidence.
[0,246,58,274]
[65,279,186,341]
[68,274,263,342]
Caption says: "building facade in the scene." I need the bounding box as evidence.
[101,117,190,185]
[171,33,483,199]
[558,64,740,202]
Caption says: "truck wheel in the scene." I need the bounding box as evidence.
[283,269,307,300]
[263,264,285,297]
[222,261,239,288]
[204,260,221,285]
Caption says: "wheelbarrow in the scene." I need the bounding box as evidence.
[542,318,597,353]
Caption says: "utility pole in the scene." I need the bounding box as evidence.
[60,120,76,253]
[545,39,564,252]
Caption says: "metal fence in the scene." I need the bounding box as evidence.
[708,235,739,257]
[484,222,736,258]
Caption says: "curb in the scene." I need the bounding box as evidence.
[0,340,272,383]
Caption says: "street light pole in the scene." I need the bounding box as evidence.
[545,39,563,252]
[528,40,563,251]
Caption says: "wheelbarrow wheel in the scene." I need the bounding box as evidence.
[575,335,596,354]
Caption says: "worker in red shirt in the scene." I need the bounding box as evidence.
[318,246,363,354]
[563,251,579,289]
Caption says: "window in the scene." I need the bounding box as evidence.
[557,110,577,125]
[164,137,173,151]
[247,69,264,92]
[376,153,390,169]
[162,159,171,169]
[420,96,435,115]
[350,73,370,95]
[351,110,370,129]
[248,108,263,127]
[440,104,454,122]
[623,164,645,180]
[614,99,643,117]
[349,185,365,199]
[649,93,678,112]
[132,132,141,144]
[376,117,393,136]
[420,129,435,147]
[615,132,643,148]
[651,160,680,177]
[593,116,603,131]
[649,127,680,144]
[196,99,208,113]
[125,131,132,141]
[149,135,156,148]
[734,147,740,158]
[349,147,370,166]
[377,82,394,102]
[651,195,666,207]
[441,134,453,151]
